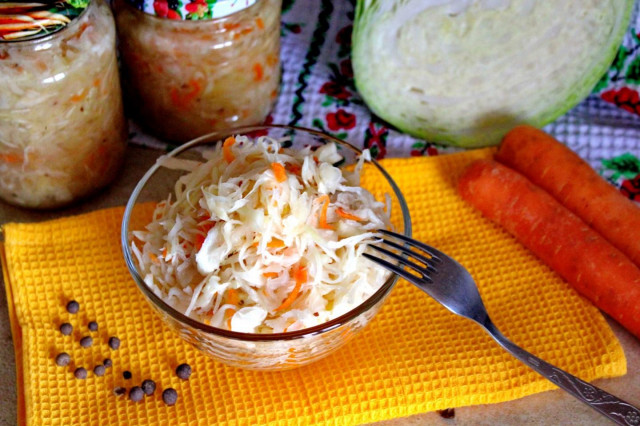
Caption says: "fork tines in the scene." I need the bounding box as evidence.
[363,229,441,284]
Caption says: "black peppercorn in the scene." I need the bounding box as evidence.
[113,386,126,396]
[438,408,455,419]
[74,367,87,379]
[94,365,106,377]
[108,336,120,350]
[141,379,156,396]
[162,388,178,406]
[59,322,73,336]
[66,300,79,314]
[129,386,144,402]
[55,352,71,367]
[175,363,191,380]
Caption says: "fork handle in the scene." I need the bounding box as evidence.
[480,318,640,426]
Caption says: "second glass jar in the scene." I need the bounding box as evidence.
[113,0,282,144]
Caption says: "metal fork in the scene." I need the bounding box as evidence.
[364,229,640,426]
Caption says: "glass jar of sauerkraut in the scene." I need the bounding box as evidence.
[113,0,281,144]
[0,0,127,209]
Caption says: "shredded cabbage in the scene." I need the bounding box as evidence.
[133,135,392,333]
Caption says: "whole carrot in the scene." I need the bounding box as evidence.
[496,125,640,268]
[458,159,640,340]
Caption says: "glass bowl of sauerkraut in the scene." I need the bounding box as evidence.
[122,125,411,370]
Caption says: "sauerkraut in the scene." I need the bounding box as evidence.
[113,0,281,144]
[132,136,392,334]
[0,0,127,209]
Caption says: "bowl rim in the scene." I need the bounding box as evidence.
[121,124,412,342]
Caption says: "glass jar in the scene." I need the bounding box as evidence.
[113,0,282,144]
[0,0,127,209]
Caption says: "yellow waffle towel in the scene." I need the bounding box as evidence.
[1,149,626,425]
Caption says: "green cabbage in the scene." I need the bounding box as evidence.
[352,0,634,147]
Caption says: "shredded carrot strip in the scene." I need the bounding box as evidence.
[227,289,239,306]
[223,136,236,163]
[266,54,278,67]
[93,78,101,87]
[286,163,301,175]
[336,207,364,222]
[188,79,202,98]
[271,162,287,183]
[149,253,159,264]
[263,272,279,279]
[0,153,22,164]
[169,88,182,108]
[317,195,333,230]
[170,79,202,109]
[194,220,216,251]
[69,88,88,102]
[195,234,206,251]
[223,22,240,31]
[275,266,307,312]
[267,238,285,248]
[253,63,264,81]
[255,17,264,29]
[162,247,168,259]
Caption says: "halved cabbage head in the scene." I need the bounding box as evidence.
[352,0,633,147]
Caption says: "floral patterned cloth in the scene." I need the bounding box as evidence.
[129,0,640,199]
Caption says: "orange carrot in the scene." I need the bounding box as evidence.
[227,288,239,306]
[255,17,264,29]
[263,272,279,279]
[275,266,307,312]
[170,79,202,109]
[271,162,287,183]
[0,153,22,164]
[253,63,263,81]
[267,238,285,248]
[194,220,216,250]
[266,54,278,67]
[458,159,640,339]
[317,195,333,230]
[496,125,640,268]
[223,22,240,31]
[286,163,301,175]
[69,88,88,102]
[223,136,236,163]
[336,207,364,222]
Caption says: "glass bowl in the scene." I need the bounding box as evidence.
[121,124,411,370]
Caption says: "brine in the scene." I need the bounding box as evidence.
[113,0,281,144]
[0,0,127,209]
